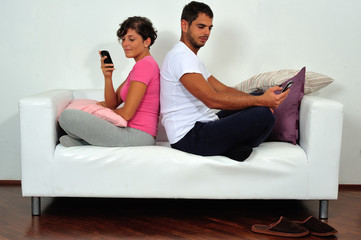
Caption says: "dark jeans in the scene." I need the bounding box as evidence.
[171,106,275,157]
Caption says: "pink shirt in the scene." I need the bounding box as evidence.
[120,56,160,137]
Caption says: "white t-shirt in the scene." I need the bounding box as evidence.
[160,42,218,144]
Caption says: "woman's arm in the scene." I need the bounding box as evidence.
[114,81,147,121]
[99,51,124,109]
[97,80,125,108]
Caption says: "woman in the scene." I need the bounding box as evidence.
[59,16,160,147]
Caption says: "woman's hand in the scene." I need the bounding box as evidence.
[99,51,115,79]
[96,101,107,107]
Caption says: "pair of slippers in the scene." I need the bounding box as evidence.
[251,216,337,237]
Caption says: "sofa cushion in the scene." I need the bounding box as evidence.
[235,69,333,94]
[52,141,308,199]
[267,67,306,144]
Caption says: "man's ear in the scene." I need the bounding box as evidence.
[181,19,189,33]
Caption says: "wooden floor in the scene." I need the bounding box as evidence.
[1,185,360,240]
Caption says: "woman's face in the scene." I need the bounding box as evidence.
[120,28,149,62]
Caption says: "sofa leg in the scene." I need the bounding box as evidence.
[319,200,329,219]
[31,197,41,216]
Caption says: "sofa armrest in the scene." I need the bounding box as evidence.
[299,95,344,198]
[19,89,73,196]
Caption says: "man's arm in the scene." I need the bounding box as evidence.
[208,75,250,97]
[179,73,288,110]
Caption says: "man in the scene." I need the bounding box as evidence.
[160,1,289,161]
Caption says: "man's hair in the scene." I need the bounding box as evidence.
[117,16,158,48]
[181,1,213,25]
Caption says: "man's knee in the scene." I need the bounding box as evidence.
[254,107,275,127]
[254,106,274,117]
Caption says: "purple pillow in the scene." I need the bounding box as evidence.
[267,67,306,144]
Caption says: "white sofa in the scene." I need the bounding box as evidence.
[19,89,344,218]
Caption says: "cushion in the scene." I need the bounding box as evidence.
[267,67,306,144]
[235,69,333,94]
[65,99,127,127]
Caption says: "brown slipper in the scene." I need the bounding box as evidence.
[294,216,337,236]
[251,216,310,237]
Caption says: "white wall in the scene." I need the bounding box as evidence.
[1,0,360,183]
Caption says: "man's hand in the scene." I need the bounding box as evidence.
[260,86,290,110]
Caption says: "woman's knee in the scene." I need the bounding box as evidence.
[59,109,93,124]
[58,109,78,136]
[58,109,73,128]
[58,109,92,137]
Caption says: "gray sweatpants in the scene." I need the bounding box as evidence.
[58,109,155,147]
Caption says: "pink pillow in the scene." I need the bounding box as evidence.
[65,99,127,127]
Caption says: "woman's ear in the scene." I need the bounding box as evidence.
[144,37,151,48]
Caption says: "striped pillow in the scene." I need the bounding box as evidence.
[235,69,333,94]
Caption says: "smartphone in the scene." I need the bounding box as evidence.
[100,50,113,67]
[281,81,293,93]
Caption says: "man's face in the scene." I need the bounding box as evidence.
[185,13,213,50]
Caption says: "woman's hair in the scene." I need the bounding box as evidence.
[117,16,157,48]
[181,1,213,25]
